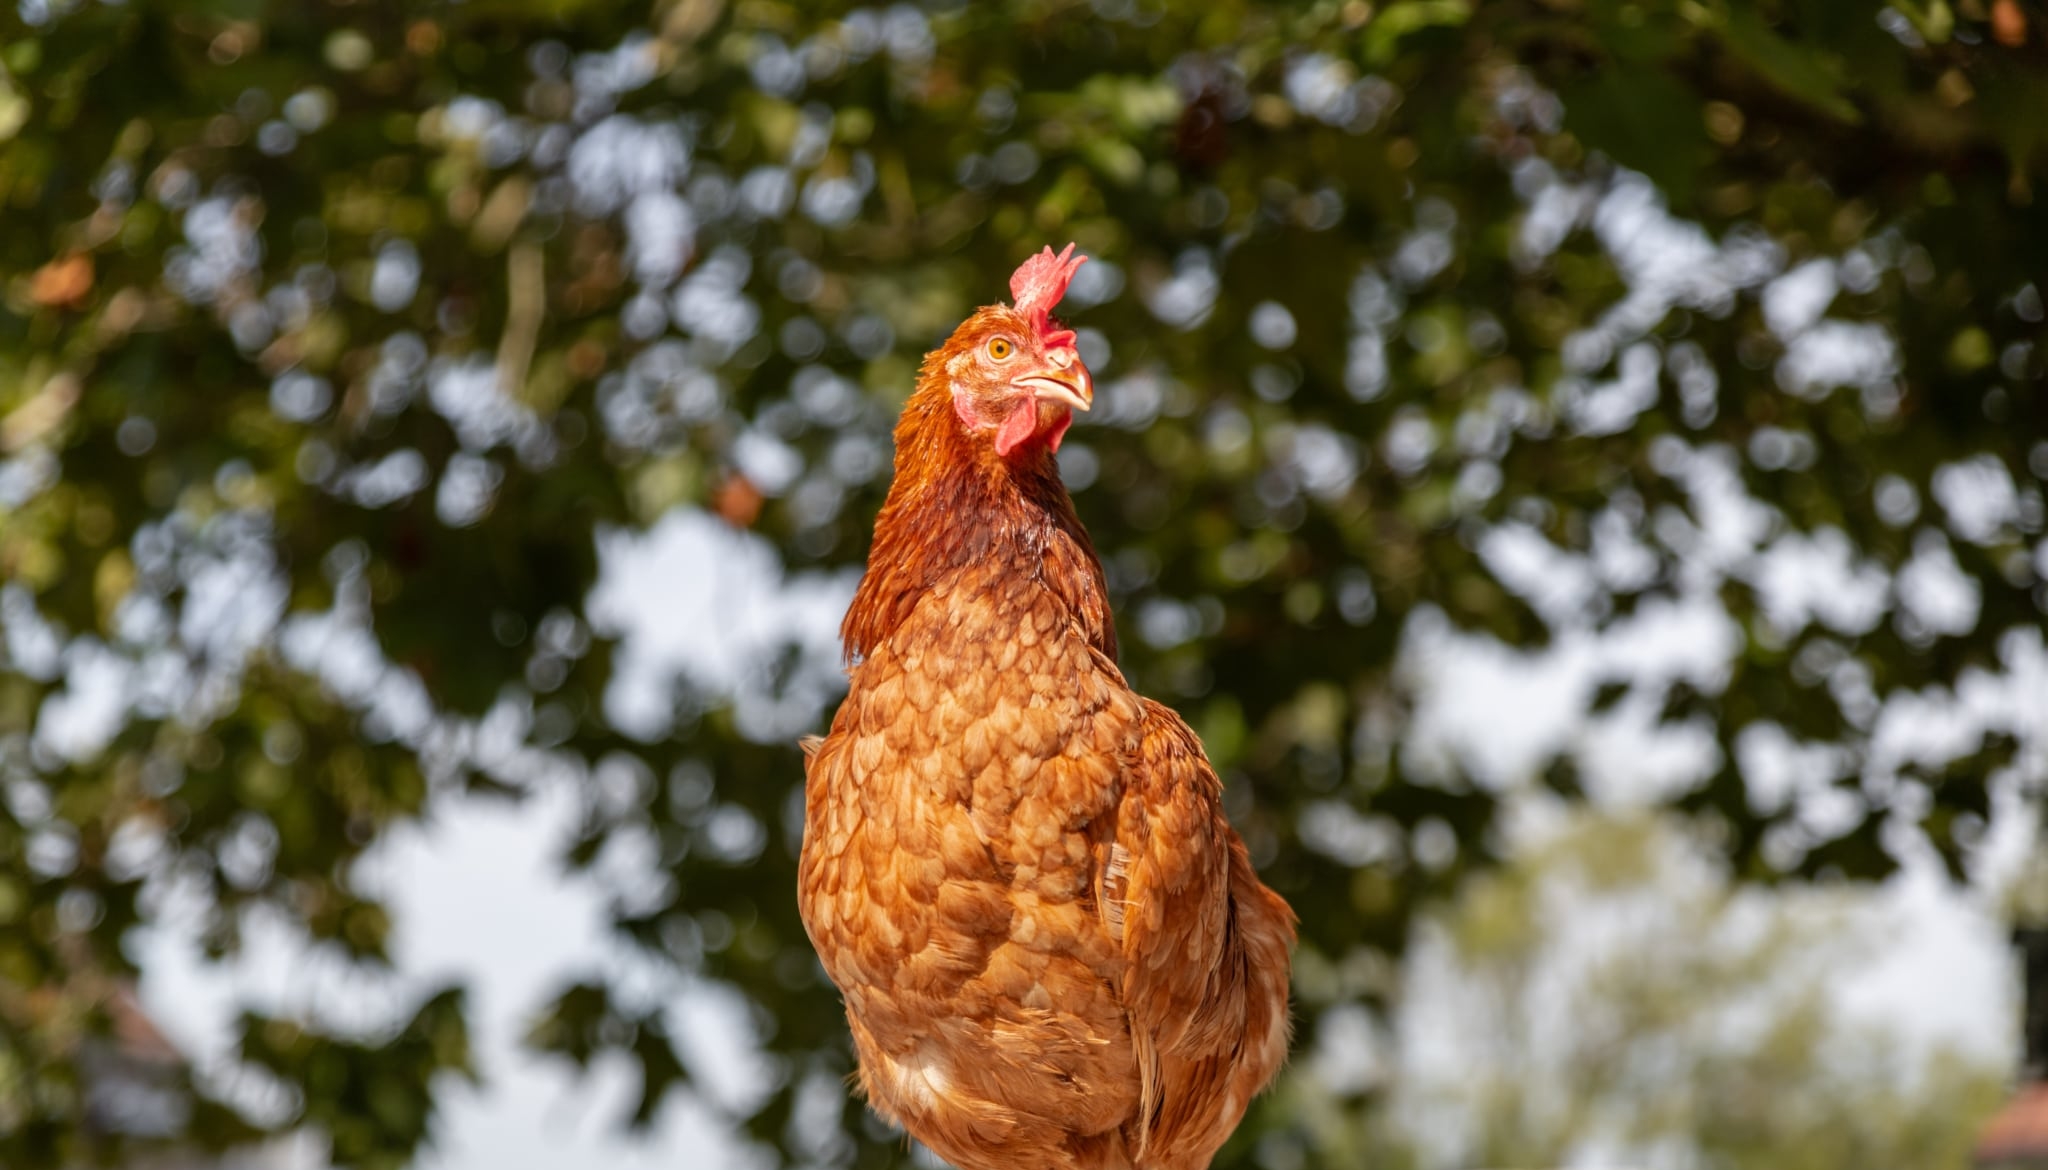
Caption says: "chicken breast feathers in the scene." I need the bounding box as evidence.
[799,551,1294,1170]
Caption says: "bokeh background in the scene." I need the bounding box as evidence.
[4,1,2048,1167]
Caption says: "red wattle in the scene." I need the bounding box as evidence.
[993,399,1038,457]
[1046,410,1073,453]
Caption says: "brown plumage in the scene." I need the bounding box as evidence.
[798,245,1296,1170]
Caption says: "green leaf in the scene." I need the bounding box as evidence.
[1560,66,1714,203]
[1361,0,1474,68]
[1715,2,1863,124]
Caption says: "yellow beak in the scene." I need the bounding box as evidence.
[1013,363,1093,413]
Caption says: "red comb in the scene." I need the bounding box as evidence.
[1009,243,1087,344]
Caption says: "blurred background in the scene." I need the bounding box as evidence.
[4,1,2048,1167]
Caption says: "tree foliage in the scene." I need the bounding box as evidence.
[1293,811,2005,1170]
[1,0,2044,1165]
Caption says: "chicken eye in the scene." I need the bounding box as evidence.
[987,337,1014,361]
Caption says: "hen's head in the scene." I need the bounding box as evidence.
[929,243,1092,459]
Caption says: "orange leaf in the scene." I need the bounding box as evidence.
[1994,0,2027,46]
[30,253,94,308]
[712,473,764,528]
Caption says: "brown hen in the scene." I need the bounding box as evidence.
[798,245,1295,1170]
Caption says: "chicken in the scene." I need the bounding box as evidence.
[797,244,1296,1170]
